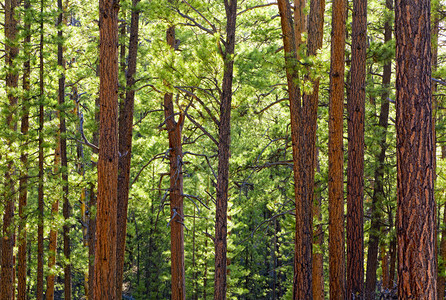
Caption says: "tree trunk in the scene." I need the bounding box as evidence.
[312,156,324,300]
[438,197,446,300]
[88,94,99,300]
[364,1,392,297]
[46,1,66,297]
[37,0,45,297]
[380,243,390,290]
[46,144,60,300]
[306,0,325,297]
[17,1,31,298]
[346,0,367,296]
[276,0,315,297]
[388,212,397,289]
[1,0,19,297]
[395,0,437,296]
[164,25,186,300]
[328,0,346,297]
[93,0,120,297]
[214,1,237,299]
[116,1,140,297]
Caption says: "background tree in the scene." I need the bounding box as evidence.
[0,0,19,297]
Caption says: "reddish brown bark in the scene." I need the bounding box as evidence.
[277,0,314,297]
[214,2,237,299]
[116,1,140,297]
[1,0,19,297]
[380,244,390,290]
[346,0,367,296]
[328,0,346,296]
[306,0,325,297]
[396,0,437,296]
[93,0,120,297]
[163,25,186,300]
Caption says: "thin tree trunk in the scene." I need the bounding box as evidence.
[88,95,99,300]
[46,1,66,297]
[328,0,346,297]
[17,1,31,298]
[93,0,120,297]
[116,1,140,297]
[37,0,45,297]
[395,0,437,295]
[312,151,324,300]
[388,211,397,289]
[1,0,19,297]
[214,1,237,299]
[439,193,446,300]
[380,243,390,290]
[163,25,186,300]
[364,1,392,297]
[46,142,60,300]
[305,0,325,296]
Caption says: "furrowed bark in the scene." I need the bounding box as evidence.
[395,0,437,295]
[164,25,186,300]
[346,0,367,295]
[93,0,120,296]
[328,0,346,296]
[214,1,237,299]
[116,0,140,297]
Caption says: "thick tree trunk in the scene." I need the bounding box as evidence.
[346,0,367,296]
[116,1,140,297]
[17,1,31,298]
[328,0,346,297]
[395,0,437,296]
[164,25,186,300]
[214,2,237,299]
[1,0,19,297]
[93,0,120,297]
[364,2,392,297]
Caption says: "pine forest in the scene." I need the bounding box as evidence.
[0,0,443,298]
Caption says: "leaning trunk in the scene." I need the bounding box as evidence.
[116,1,140,297]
